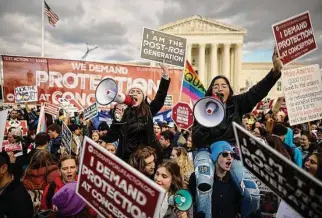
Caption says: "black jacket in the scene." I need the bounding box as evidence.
[106,78,170,162]
[192,69,281,148]
[0,178,34,218]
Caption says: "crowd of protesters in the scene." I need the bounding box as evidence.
[1,60,322,218]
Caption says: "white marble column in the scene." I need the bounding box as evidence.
[222,43,231,79]
[186,44,192,63]
[210,43,218,80]
[198,43,206,85]
[234,43,242,92]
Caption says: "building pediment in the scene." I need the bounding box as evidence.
[158,15,246,35]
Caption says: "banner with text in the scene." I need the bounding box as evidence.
[140,28,187,67]
[272,11,317,65]
[233,122,322,218]
[76,137,165,218]
[1,55,185,109]
[61,123,72,154]
[14,85,38,103]
[282,64,322,125]
[84,103,98,121]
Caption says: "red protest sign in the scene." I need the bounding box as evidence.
[76,137,165,218]
[272,11,317,65]
[172,102,194,130]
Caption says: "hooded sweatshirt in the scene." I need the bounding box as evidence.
[284,128,303,167]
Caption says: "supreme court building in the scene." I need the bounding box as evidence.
[150,15,309,100]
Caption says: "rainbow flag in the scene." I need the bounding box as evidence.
[181,60,206,104]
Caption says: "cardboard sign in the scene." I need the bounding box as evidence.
[233,122,322,218]
[260,191,280,217]
[61,123,72,154]
[83,103,98,121]
[164,95,173,107]
[140,28,187,67]
[272,11,317,65]
[14,85,38,103]
[44,102,60,117]
[5,120,28,136]
[171,102,194,130]
[76,137,165,218]
[282,64,322,125]
[58,98,82,114]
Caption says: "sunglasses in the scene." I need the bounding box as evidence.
[221,152,235,158]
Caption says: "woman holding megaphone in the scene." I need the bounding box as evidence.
[192,47,283,147]
[154,160,193,218]
[104,63,170,162]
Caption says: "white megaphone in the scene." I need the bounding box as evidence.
[168,189,193,211]
[193,94,225,128]
[95,78,135,106]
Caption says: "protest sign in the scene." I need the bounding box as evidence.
[282,64,322,125]
[14,85,38,103]
[164,95,173,107]
[256,98,274,111]
[76,137,165,218]
[44,102,60,117]
[5,120,28,136]
[140,28,187,67]
[260,191,280,218]
[1,55,185,110]
[84,102,98,121]
[61,123,72,154]
[172,102,194,130]
[276,200,303,218]
[233,122,322,218]
[2,140,23,153]
[272,11,317,65]
[0,110,8,152]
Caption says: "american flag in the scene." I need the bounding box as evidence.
[44,1,59,27]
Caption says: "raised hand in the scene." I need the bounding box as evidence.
[158,62,170,79]
[272,46,283,73]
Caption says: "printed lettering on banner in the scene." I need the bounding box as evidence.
[61,123,72,154]
[1,55,184,110]
[140,28,187,67]
[282,64,322,125]
[233,122,322,218]
[14,85,38,103]
[164,95,173,107]
[272,11,318,65]
[83,103,98,121]
[44,102,60,117]
[172,102,194,130]
[5,120,28,136]
[76,137,165,218]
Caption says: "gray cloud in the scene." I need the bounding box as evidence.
[0,0,321,66]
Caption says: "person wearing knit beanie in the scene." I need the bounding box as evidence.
[52,181,86,216]
[128,81,147,107]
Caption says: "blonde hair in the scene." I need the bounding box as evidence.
[173,147,194,185]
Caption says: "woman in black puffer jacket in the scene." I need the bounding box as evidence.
[104,64,171,163]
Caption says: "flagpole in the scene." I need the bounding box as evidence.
[41,0,44,57]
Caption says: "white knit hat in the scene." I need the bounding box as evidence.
[128,82,146,98]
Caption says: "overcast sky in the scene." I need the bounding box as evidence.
[0,0,321,65]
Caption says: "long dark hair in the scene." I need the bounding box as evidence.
[305,152,322,181]
[266,135,292,160]
[205,75,234,98]
[157,160,184,195]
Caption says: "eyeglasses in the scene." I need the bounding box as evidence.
[221,152,234,158]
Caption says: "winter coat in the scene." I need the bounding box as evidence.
[22,165,60,190]
[106,77,170,162]
[192,69,281,148]
[0,178,34,218]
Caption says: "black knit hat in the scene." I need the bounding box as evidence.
[98,121,110,131]
[205,75,234,97]
[272,123,288,136]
